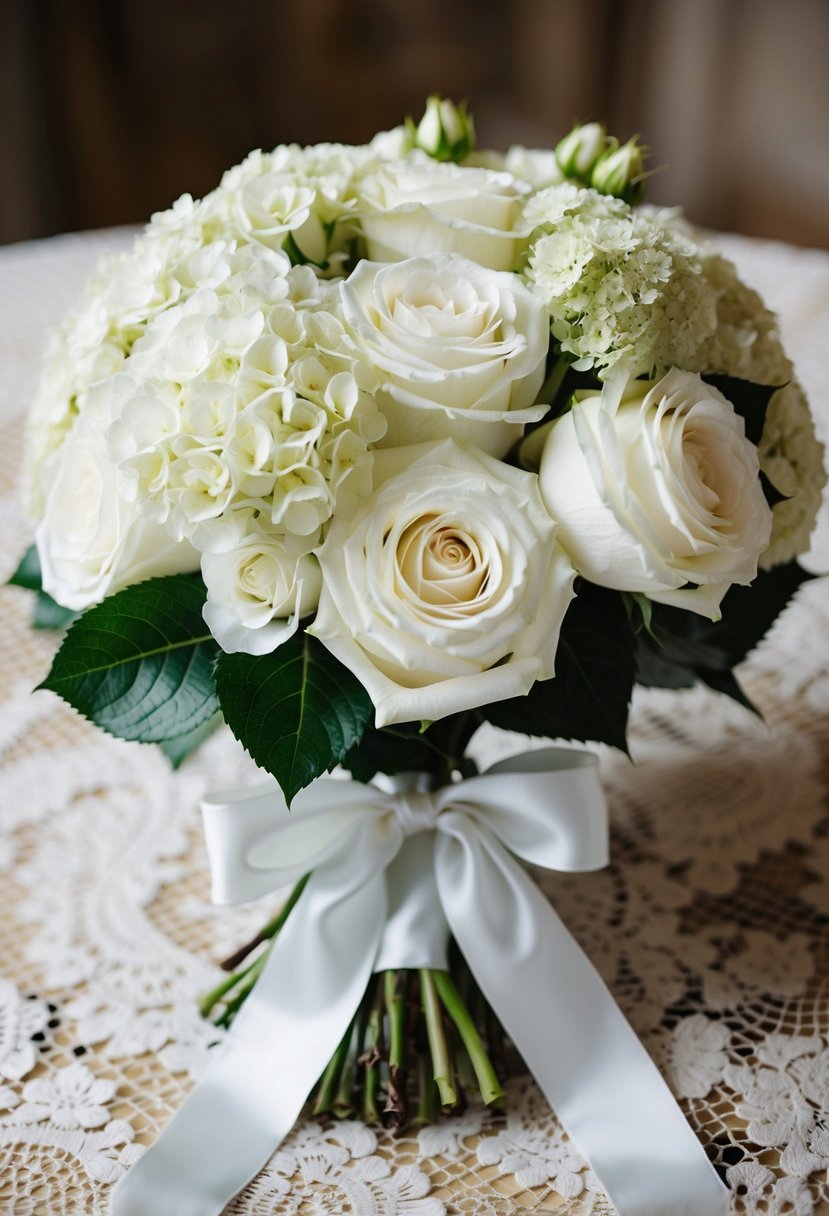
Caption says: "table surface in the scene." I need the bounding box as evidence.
[1,228,828,1216]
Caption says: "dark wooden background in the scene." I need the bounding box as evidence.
[2,0,828,248]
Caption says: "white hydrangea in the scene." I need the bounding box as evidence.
[210,142,389,271]
[33,237,386,648]
[685,252,826,566]
[523,181,825,564]
[104,265,385,550]
[25,143,392,511]
[523,184,719,378]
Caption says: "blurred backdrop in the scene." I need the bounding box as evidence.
[2,0,828,248]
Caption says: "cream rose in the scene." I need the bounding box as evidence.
[528,368,773,617]
[356,156,527,271]
[308,440,576,727]
[340,254,550,456]
[199,512,322,656]
[36,425,199,611]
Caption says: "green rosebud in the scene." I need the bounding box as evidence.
[410,96,475,164]
[591,136,648,203]
[554,122,609,179]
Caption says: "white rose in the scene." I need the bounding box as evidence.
[199,512,321,655]
[369,125,412,160]
[341,253,550,456]
[36,425,198,611]
[528,368,773,617]
[357,156,527,271]
[502,146,564,189]
[308,440,575,727]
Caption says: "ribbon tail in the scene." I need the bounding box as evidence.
[111,865,386,1216]
[436,824,730,1216]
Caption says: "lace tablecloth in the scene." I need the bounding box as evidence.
[1,227,828,1216]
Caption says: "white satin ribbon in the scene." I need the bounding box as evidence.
[111,748,729,1216]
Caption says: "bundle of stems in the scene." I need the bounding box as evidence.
[198,715,514,1126]
[199,882,509,1128]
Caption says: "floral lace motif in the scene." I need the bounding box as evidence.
[1,230,829,1215]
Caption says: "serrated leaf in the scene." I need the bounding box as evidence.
[697,668,760,717]
[214,632,374,805]
[157,711,223,768]
[8,546,78,630]
[39,575,220,743]
[718,561,813,660]
[635,560,812,690]
[701,373,781,446]
[8,545,42,591]
[33,592,78,631]
[482,584,635,752]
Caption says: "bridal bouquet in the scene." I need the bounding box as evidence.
[12,99,825,1216]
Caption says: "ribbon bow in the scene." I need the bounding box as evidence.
[112,749,728,1216]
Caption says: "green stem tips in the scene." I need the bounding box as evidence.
[199,882,506,1131]
[430,970,504,1106]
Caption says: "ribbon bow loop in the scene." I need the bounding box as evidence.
[113,748,729,1216]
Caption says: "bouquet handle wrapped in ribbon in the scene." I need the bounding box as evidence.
[111,750,729,1216]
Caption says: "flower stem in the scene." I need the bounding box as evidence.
[382,970,408,1130]
[199,952,261,1019]
[413,1050,437,1126]
[425,711,481,787]
[419,968,458,1109]
[312,1019,352,1117]
[218,873,310,972]
[538,355,571,411]
[212,950,272,1029]
[359,980,384,1125]
[431,969,504,1105]
[334,1016,363,1119]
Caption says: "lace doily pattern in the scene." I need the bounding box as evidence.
[1,229,828,1215]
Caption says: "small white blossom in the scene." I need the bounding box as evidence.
[524,184,718,378]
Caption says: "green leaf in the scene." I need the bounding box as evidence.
[8,545,77,630]
[157,711,223,768]
[708,559,813,661]
[8,545,42,591]
[697,668,760,716]
[482,584,635,752]
[635,560,812,691]
[623,591,654,636]
[283,231,329,271]
[33,593,78,631]
[342,722,433,785]
[39,575,220,743]
[701,374,781,447]
[214,632,374,805]
[634,642,697,691]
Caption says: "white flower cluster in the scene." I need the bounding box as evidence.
[26,142,392,511]
[523,184,718,377]
[28,110,826,726]
[690,251,825,566]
